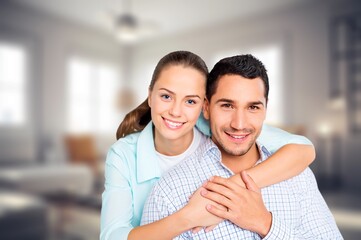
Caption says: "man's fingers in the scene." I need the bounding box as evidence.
[206,203,230,219]
[203,178,243,201]
[200,188,232,209]
[241,171,260,193]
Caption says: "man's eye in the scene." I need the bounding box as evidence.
[186,99,196,105]
[221,103,232,108]
[249,105,260,110]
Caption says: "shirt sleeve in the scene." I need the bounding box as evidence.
[141,180,186,240]
[100,148,134,240]
[263,169,343,240]
[258,124,313,154]
[140,185,168,226]
[140,178,177,225]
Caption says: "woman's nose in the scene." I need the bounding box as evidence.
[169,101,182,117]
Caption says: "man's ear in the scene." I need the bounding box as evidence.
[203,98,210,120]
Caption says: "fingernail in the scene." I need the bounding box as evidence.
[209,176,214,181]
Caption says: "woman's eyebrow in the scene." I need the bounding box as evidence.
[158,88,201,99]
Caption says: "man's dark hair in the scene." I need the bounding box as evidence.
[206,54,269,103]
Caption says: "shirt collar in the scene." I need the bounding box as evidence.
[257,141,272,163]
[136,121,161,183]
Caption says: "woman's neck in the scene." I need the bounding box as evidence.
[154,129,194,156]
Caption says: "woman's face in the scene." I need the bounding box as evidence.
[148,65,206,146]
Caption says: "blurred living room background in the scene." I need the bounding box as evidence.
[0,0,360,239]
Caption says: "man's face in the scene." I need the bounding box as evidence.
[203,74,266,158]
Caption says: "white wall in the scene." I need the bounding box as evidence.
[0,2,125,163]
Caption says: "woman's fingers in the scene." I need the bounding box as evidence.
[192,226,202,233]
[208,175,244,190]
[241,171,261,193]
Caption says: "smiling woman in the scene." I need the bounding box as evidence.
[148,65,206,155]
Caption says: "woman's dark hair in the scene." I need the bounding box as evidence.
[206,54,269,103]
[116,50,208,139]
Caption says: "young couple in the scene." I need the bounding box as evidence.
[100,51,341,239]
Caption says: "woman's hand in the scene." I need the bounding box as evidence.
[181,186,225,233]
[228,172,246,188]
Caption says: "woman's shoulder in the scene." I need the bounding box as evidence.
[104,132,142,174]
[108,131,142,157]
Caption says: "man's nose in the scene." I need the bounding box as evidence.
[230,110,247,130]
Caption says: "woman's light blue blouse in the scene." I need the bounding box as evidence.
[100,119,312,240]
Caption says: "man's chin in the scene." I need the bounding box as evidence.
[220,145,248,156]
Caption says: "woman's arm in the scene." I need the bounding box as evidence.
[129,188,223,240]
[101,145,222,240]
[100,149,135,240]
[129,210,192,240]
[246,124,315,188]
[230,143,315,188]
[101,148,192,240]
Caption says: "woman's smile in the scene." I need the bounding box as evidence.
[163,117,186,130]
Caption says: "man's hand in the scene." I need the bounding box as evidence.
[201,171,272,238]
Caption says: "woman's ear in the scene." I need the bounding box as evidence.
[147,89,152,107]
[203,98,210,120]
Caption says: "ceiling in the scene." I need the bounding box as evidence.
[10,0,310,41]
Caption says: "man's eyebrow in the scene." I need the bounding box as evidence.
[158,88,202,99]
[215,99,265,106]
[249,101,265,106]
[215,98,234,104]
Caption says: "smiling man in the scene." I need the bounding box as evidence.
[141,54,342,239]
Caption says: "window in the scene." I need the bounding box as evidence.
[0,42,27,126]
[211,44,284,125]
[66,56,121,134]
[251,45,283,125]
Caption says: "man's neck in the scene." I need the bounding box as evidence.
[221,144,260,174]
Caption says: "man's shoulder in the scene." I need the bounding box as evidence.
[292,167,318,188]
[275,166,318,196]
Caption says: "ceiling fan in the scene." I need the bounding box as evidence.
[99,0,158,43]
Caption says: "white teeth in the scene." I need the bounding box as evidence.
[165,119,183,128]
[231,135,245,139]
